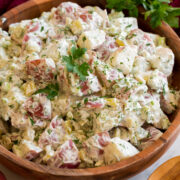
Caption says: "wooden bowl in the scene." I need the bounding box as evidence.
[0,0,180,179]
[149,156,180,180]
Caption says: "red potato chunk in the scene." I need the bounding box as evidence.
[28,22,40,33]
[139,126,163,150]
[85,101,104,109]
[80,96,106,109]
[26,150,41,160]
[26,58,56,82]
[80,74,102,96]
[127,29,155,58]
[48,140,80,168]
[54,2,81,23]
[83,132,111,161]
[54,2,102,31]
[24,94,51,120]
[38,116,66,148]
[55,2,93,23]
[112,77,148,102]
[95,61,124,88]
[95,36,119,61]
[58,69,102,96]
[13,140,42,161]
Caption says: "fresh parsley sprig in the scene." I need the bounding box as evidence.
[62,46,90,81]
[35,83,59,100]
[106,0,180,28]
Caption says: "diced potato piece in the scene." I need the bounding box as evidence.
[38,116,66,148]
[42,145,55,162]
[95,36,119,61]
[80,73,102,96]
[0,47,9,68]
[11,112,29,129]
[112,127,130,141]
[9,20,29,44]
[13,140,42,160]
[150,46,174,76]
[70,19,88,35]
[139,126,163,150]
[129,127,149,147]
[26,58,56,82]
[95,60,124,88]
[107,45,137,75]
[1,134,13,150]
[83,132,111,162]
[104,137,139,164]
[64,120,73,134]
[41,39,69,61]
[80,96,106,109]
[24,94,51,120]
[79,149,93,164]
[108,10,124,20]
[93,108,123,133]
[111,17,138,32]
[141,99,170,130]
[147,33,166,47]
[112,77,148,102]
[147,69,168,93]
[52,95,71,116]
[22,81,36,96]
[22,128,35,141]
[127,29,156,59]
[23,33,42,53]
[124,112,143,129]
[161,89,180,114]
[77,29,106,50]
[132,56,151,83]
[48,140,80,168]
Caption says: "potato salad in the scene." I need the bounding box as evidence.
[0,2,179,168]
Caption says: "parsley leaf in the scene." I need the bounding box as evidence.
[73,62,90,81]
[71,46,87,60]
[30,117,35,126]
[40,26,44,32]
[47,129,52,135]
[106,0,180,28]
[62,55,74,72]
[35,83,59,100]
[63,47,90,81]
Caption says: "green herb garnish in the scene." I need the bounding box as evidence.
[35,83,59,100]
[84,97,88,104]
[73,139,80,144]
[62,46,90,81]
[40,26,44,32]
[13,140,19,145]
[47,129,52,135]
[106,0,180,28]
[30,117,35,126]
[163,84,166,96]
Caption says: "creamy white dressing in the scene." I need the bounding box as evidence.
[0,1,179,169]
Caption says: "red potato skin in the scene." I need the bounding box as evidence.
[24,94,51,120]
[26,59,55,82]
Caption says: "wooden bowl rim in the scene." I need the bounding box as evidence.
[0,0,180,177]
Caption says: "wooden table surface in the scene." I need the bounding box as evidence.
[0,134,179,180]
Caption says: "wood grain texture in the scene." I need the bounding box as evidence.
[148,156,180,180]
[0,0,180,179]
